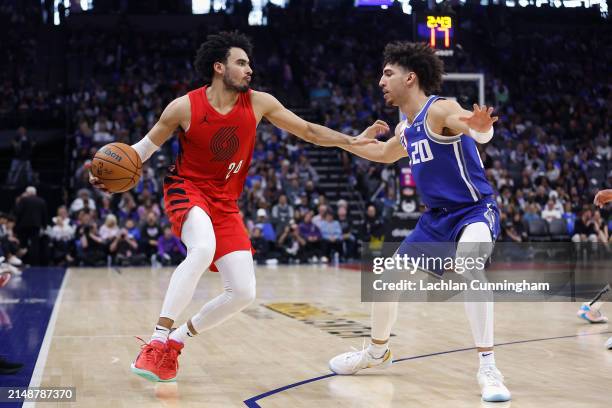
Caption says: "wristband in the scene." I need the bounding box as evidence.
[468,127,494,144]
[131,136,159,163]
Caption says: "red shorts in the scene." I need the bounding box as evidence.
[163,174,252,272]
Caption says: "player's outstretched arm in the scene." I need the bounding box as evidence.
[428,99,498,144]
[594,189,612,208]
[254,91,380,147]
[340,121,408,164]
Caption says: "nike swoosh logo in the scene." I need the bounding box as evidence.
[482,353,492,357]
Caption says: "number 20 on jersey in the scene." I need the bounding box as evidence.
[410,139,434,164]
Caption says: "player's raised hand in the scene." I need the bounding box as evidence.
[459,104,498,132]
[353,120,390,145]
[594,189,612,208]
[85,161,110,193]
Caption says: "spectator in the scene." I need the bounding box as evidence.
[254,209,277,242]
[98,195,114,221]
[303,180,320,205]
[572,210,598,243]
[510,211,528,242]
[312,204,328,230]
[284,174,302,205]
[124,219,141,242]
[296,192,311,215]
[271,194,294,229]
[379,186,397,220]
[501,221,523,243]
[319,212,343,262]
[6,126,34,187]
[137,196,162,220]
[492,79,509,107]
[296,154,319,183]
[522,203,541,224]
[337,205,357,260]
[299,211,323,262]
[70,189,97,215]
[140,212,162,261]
[277,220,305,263]
[47,205,75,266]
[99,214,120,244]
[0,214,23,267]
[109,226,141,266]
[533,186,549,208]
[251,227,272,264]
[134,163,160,196]
[74,121,93,159]
[545,161,560,183]
[14,186,48,265]
[157,226,186,266]
[562,202,577,236]
[541,199,562,223]
[118,192,139,223]
[76,222,106,266]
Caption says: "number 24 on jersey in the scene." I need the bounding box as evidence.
[225,160,243,180]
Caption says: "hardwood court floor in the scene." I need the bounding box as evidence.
[37,265,611,407]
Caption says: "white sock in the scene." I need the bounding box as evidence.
[479,351,496,368]
[151,325,170,343]
[367,342,389,359]
[169,323,195,344]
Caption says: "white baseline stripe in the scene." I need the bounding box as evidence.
[23,268,71,408]
[453,142,478,201]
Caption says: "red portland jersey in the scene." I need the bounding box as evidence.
[175,86,256,201]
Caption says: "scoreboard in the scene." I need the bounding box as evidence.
[416,14,456,56]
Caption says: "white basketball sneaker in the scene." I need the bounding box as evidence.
[478,366,511,402]
[329,345,393,375]
[606,337,612,350]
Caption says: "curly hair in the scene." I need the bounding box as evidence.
[194,31,253,84]
[382,42,445,95]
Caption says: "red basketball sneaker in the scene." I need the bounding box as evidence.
[130,338,176,382]
[158,339,184,381]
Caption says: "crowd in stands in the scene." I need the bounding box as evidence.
[0,1,65,129]
[1,3,610,267]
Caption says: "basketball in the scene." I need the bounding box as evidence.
[91,142,142,193]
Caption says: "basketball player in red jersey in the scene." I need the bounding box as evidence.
[89,31,385,382]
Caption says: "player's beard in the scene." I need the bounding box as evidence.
[223,71,250,93]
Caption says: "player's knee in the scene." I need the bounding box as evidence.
[230,283,256,309]
[188,244,215,267]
